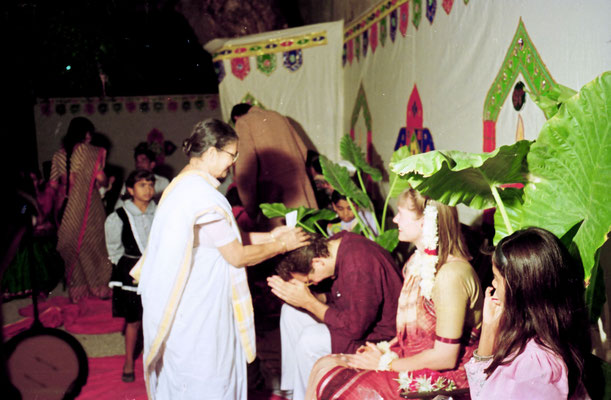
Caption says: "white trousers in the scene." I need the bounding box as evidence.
[280,304,332,400]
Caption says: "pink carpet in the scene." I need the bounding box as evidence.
[4,296,124,339]
[79,355,289,400]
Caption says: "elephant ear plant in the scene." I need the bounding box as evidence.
[260,135,411,253]
[390,71,611,323]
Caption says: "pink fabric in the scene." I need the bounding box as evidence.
[3,307,63,339]
[465,340,578,399]
[79,355,147,400]
[12,296,123,335]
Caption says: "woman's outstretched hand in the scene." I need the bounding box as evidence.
[274,226,310,252]
[478,286,504,356]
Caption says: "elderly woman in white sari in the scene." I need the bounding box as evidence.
[134,119,309,400]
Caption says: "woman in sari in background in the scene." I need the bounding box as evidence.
[51,117,112,302]
[306,188,483,399]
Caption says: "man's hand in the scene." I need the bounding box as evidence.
[267,275,315,309]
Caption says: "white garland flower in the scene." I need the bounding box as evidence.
[407,204,439,300]
[396,371,414,391]
[377,350,399,371]
[376,341,392,353]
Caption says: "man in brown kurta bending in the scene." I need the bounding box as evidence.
[231,104,318,229]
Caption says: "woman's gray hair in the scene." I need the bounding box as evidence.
[182,118,238,158]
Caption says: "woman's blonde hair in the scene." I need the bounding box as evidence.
[398,188,471,267]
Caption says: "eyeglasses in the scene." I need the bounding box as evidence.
[218,148,239,163]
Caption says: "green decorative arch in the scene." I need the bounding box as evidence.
[349,83,373,162]
[240,93,266,109]
[482,18,557,151]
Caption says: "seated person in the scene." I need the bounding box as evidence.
[115,144,169,208]
[326,190,379,238]
[465,227,593,399]
[267,231,403,400]
[305,188,483,400]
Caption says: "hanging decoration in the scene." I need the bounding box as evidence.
[370,22,379,54]
[426,0,437,24]
[213,60,225,84]
[362,30,369,58]
[212,31,327,61]
[400,2,409,37]
[412,0,422,29]
[347,39,354,65]
[35,95,220,117]
[231,57,251,80]
[482,19,556,152]
[350,83,374,163]
[390,9,398,42]
[442,0,454,15]
[342,43,347,67]
[240,93,266,110]
[256,54,277,76]
[355,36,361,62]
[283,49,303,72]
[380,16,387,46]
[394,85,436,154]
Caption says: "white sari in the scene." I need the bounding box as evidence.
[134,170,255,399]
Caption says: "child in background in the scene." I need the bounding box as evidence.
[104,170,156,382]
[327,190,379,238]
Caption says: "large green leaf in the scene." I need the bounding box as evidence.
[320,155,371,209]
[340,134,382,181]
[388,145,414,198]
[260,203,336,236]
[390,141,531,210]
[528,83,577,119]
[519,71,611,279]
[375,228,399,252]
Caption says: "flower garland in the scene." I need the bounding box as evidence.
[407,204,439,300]
[376,341,398,371]
[395,370,457,394]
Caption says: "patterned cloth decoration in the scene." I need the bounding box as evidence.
[412,0,422,29]
[231,57,250,80]
[256,53,277,76]
[426,0,437,24]
[362,30,369,58]
[370,22,378,53]
[464,0,469,3]
[126,102,136,113]
[395,85,436,155]
[85,103,95,115]
[213,60,225,83]
[350,84,374,162]
[112,103,122,113]
[400,2,409,37]
[442,0,454,14]
[347,39,354,65]
[282,49,303,72]
[342,43,347,67]
[70,104,81,114]
[56,104,66,116]
[355,36,361,61]
[390,9,398,42]
[98,103,108,114]
[380,16,387,46]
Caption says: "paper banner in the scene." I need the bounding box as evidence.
[231,57,251,80]
[380,16,387,46]
[413,0,422,29]
[256,53,277,76]
[400,2,409,37]
[442,0,454,14]
[370,22,378,54]
[426,0,437,24]
[390,9,397,42]
[283,49,303,72]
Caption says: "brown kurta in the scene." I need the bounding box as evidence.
[54,143,112,302]
[234,107,317,226]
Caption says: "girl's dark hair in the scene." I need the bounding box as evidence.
[62,117,95,196]
[485,227,590,396]
[182,119,238,158]
[122,169,155,200]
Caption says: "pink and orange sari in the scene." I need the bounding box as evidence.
[314,270,479,400]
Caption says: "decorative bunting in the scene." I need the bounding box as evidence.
[342,43,347,67]
[395,85,436,155]
[256,53,277,76]
[400,2,409,37]
[212,31,327,61]
[231,57,250,80]
[407,85,423,131]
[426,0,437,24]
[464,0,469,4]
[389,9,398,42]
[36,95,219,117]
[283,50,303,72]
[442,0,454,14]
[380,16,387,46]
[355,36,361,61]
[412,0,422,29]
[213,60,225,83]
[344,0,409,42]
[347,39,354,65]
[362,30,369,58]
[370,22,378,54]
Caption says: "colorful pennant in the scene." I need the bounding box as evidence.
[426,0,437,24]
[231,57,250,80]
[256,54,277,76]
[412,0,422,29]
[283,50,303,72]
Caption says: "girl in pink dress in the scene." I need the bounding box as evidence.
[465,227,593,399]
